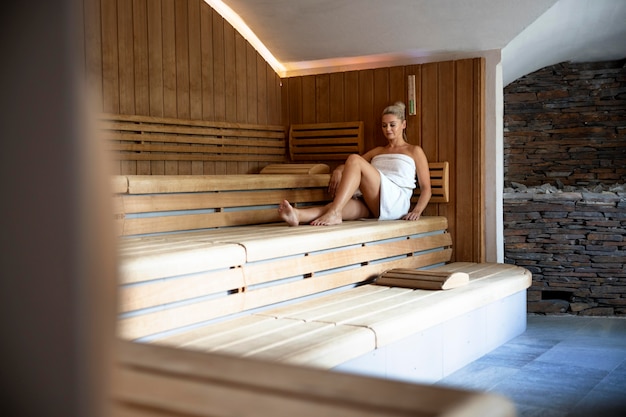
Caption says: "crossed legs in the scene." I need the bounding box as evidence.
[279,154,382,226]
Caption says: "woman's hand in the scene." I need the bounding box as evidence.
[402,211,421,221]
[328,167,343,197]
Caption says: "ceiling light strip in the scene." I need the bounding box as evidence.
[204,0,286,77]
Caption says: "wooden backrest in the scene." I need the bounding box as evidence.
[416,161,450,203]
[289,121,364,161]
[101,113,287,164]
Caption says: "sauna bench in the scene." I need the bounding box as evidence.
[113,173,531,383]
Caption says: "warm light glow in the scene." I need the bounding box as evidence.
[204,0,286,76]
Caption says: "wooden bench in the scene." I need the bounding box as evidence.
[114,169,530,383]
[112,339,516,417]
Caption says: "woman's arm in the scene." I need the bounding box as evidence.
[404,146,431,221]
[328,164,344,196]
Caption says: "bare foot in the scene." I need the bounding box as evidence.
[278,200,299,226]
[310,209,342,226]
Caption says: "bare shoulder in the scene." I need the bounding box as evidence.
[407,144,427,161]
[362,146,386,160]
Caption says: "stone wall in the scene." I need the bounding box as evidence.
[504,60,626,187]
[503,60,626,316]
[504,189,625,316]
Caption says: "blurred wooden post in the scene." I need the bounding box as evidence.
[0,1,117,416]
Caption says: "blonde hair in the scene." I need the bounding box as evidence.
[382,101,407,140]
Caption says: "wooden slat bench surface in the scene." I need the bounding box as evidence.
[150,262,530,368]
[113,340,516,417]
[118,217,454,340]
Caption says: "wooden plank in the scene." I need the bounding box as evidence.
[102,120,286,138]
[255,285,392,320]
[295,289,436,327]
[132,0,150,115]
[243,232,453,286]
[187,0,202,120]
[200,3,214,120]
[109,142,284,154]
[121,188,327,213]
[120,208,279,235]
[240,218,449,261]
[175,0,191,118]
[258,286,413,323]
[246,323,375,368]
[154,315,272,348]
[114,340,517,417]
[161,0,177,118]
[118,267,244,313]
[125,174,329,193]
[118,292,247,340]
[147,0,164,116]
[259,163,330,174]
[100,0,120,113]
[118,241,246,283]
[112,153,285,163]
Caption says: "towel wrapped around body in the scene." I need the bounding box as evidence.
[371,153,416,220]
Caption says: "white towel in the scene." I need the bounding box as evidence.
[372,154,416,220]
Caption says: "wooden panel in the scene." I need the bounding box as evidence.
[282,58,485,263]
[455,59,484,262]
[146,0,164,117]
[100,0,119,113]
[86,0,284,175]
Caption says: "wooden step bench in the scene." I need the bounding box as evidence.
[113,339,516,417]
[114,171,530,383]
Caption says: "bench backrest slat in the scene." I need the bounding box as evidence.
[289,121,364,161]
[101,113,287,164]
[416,161,449,203]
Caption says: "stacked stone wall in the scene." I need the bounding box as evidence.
[504,191,625,316]
[503,60,626,316]
[504,60,626,187]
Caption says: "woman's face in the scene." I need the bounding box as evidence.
[381,114,406,142]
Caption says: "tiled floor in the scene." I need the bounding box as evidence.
[436,315,626,417]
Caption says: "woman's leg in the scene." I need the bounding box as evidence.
[278,200,325,226]
[311,154,382,225]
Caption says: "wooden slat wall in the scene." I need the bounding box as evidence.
[84,0,485,260]
[282,59,485,263]
[84,0,283,175]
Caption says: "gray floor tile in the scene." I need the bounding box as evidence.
[434,315,626,417]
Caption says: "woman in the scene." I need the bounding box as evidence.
[279,101,431,226]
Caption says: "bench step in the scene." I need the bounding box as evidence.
[148,262,531,371]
